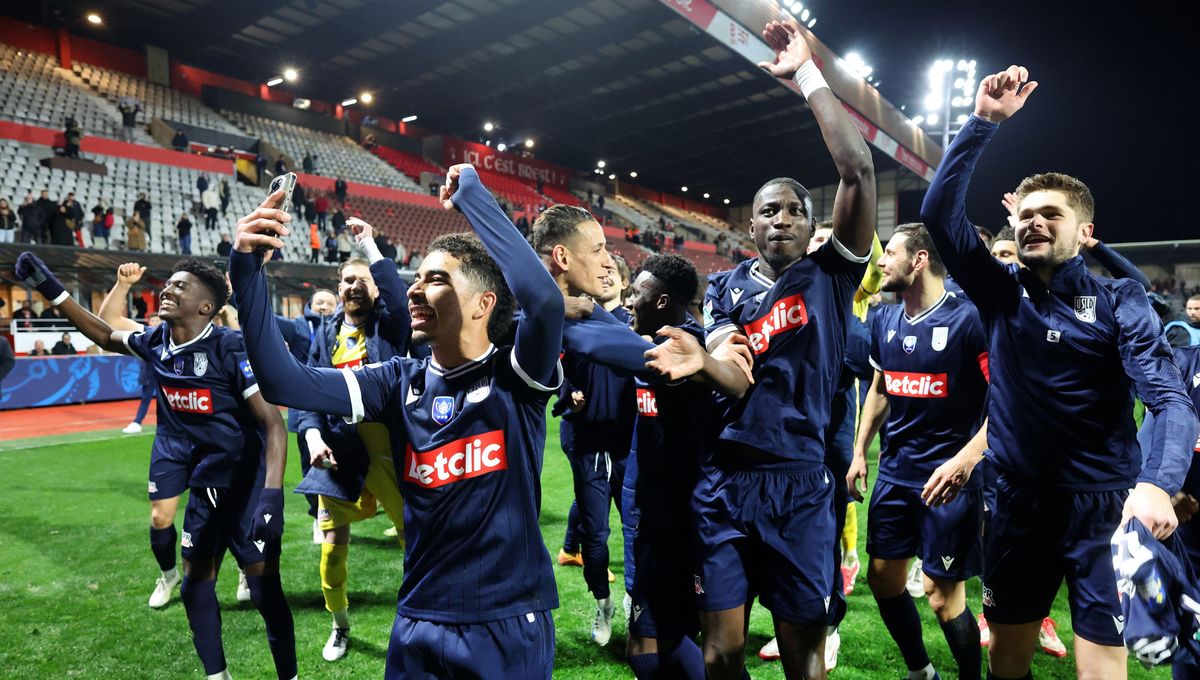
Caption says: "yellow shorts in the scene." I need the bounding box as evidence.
[317,451,404,531]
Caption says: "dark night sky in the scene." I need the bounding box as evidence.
[810,1,1193,242]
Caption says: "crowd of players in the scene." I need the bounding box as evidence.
[12,18,1200,680]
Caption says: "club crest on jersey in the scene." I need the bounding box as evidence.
[466,379,490,404]
[931,327,948,352]
[887,329,897,343]
[173,356,185,375]
[193,352,208,377]
[1074,296,1097,323]
[432,396,455,425]
[903,335,917,354]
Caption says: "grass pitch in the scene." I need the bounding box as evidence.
[0,412,1169,678]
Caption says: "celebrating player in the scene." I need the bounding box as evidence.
[920,64,1198,679]
[847,223,989,680]
[670,17,877,680]
[14,254,296,680]
[229,164,569,678]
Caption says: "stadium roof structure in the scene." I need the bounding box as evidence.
[25,0,942,203]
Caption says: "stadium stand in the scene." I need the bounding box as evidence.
[71,60,242,136]
[222,111,421,192]
[0,43,129,142]
[373,145,444,185]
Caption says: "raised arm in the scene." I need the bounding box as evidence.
[444,165,563,387]
[14,253,131,354]
[228,194,356,417]
[921,66,1038,308]
[98,263,148,332]
[1085,239,1151,291]
[349,217,412,349]
[759,20,875,256]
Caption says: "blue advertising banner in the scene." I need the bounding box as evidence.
[0,356,142,410]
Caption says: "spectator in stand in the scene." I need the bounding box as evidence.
[275,155,288,175]
[217,233,233,258]
[36,189,56,240]
[587,188,594,204]
[336,229,353,263]
[171,129,188,152]
[118,100,140,142]
[0,198,15,244]
[64,193,85,228]
[292,182,307,223]
[28,339,51,356]
[15,300,37,329]
[1166,293,1200,347]
[314,195,329,230]
[41,306,69,330]
[133,192,151,223]
[536,177,544,194]
[50,204,74,245]
[176,213,193,255]
[331,207,346,235]
[19,193,43,244]
[309,224,321,263]
[219,177,231,216]
[255,154,268,184]
[334,177,348,206]
[302,153,314,174]
[125,212,147,251]
[63,117,82,159]
[408,249,423,270]
[51,332,77,355]
[393,239,407,266]
[131,294,148,321]
[597,194,605,211]
[92,205,111,249]
[515,213,530,236]
[376,233,397,262]
[674,232,684,251]
[203,188,219,230]
[303,199,316,227]
[324,230,338,263]
[197,174,209,199]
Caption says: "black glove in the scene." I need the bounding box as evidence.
[249,487,284,543]
[14,252,66,302]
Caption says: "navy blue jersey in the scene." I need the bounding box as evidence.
[345,347,560,623]
[123,323,263,488]
[703,244,868,462]
[630,318,717,517]
[556,306,637,455]
[922,115,1197,494]
[228,165,565,625]
[869,293,989,488]
[1112,518,1200,667]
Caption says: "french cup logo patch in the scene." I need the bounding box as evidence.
[432,396,455,425]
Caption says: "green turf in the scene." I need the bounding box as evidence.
[0,416,1170,678]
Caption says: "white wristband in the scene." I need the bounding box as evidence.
[793,60,828,100]
[51,290,70,306]
[359,237,384,264]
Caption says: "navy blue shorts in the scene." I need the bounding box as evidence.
[148,434,191,500]
[866,479,983,581]
[180,468,279,567]
[979,455,998,525]
[692,457,840,626]
[629,507,699,640]
[982,473,1126,646]
[385,611,554,679]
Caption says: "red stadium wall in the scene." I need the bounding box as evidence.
[0,120,234,175]
[172,63,257,99]
[70,34,147,78]
[442,138,571,188]
[0,16,56,56]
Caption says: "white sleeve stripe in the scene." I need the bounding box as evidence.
[510,350,563,392]
[121,332,134,352]
[706,324,737,351]
[340,368,365,423]
[241,384,260,400]
[868,357,882,371]
[831,234,872,264]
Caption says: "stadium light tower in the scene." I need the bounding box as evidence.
[918,58,976,147]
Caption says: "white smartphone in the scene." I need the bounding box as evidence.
[269,172,297,214]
